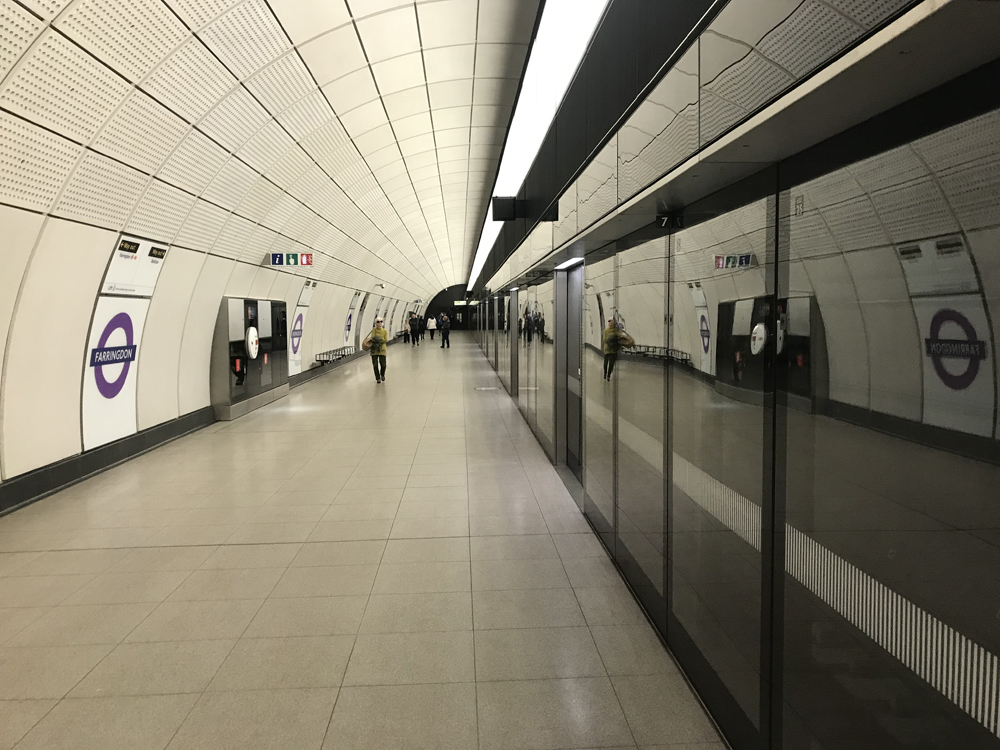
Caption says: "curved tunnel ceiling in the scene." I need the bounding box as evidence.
[0,0,540,298]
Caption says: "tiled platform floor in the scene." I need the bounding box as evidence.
[0,333,723,750]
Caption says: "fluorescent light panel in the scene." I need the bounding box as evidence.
[554,257,584,270]
[467,0,610,288]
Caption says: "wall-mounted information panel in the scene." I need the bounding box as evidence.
[102,234,168,297]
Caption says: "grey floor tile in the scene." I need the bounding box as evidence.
[16,694,197,750]
[0,608,47,645]
[590,625,677,676]
[325,683,477,750]
[291,540,386,567]
[475,626,606,681]
[380,537,470,563]
[65,570,190,605]
[472,589,585,630]
[472,558,571,590]
[167,688,337,750]
[69,640,235,697]
[470,534,559,560]
[0,698,57,750]
[611,674,719,746]
[270,564,377,598]
[11,549,127,577]
[477,677,633,749]
[208,636,354,690]
[373,561,471,594]
[390,517,469,539]
[470,514,549,537]
[106,546,216,573]
[244,596,367,637]
[125,599,264,642]
[575,587,646,627]
[343,631,475,686]
[0,575,94,607]
[360,592,472,633]
[0,644,114,699]
[309,520,394,541]
[167,568,283,601]
[552,532,608,559]
[6,603,156,646]
[198,543,301,569]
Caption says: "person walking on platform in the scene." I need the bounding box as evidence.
[419,315,427,342]
[365,318,389,384]
[426,314,437,340]
[602,318,633,380]
[440,314,451,348]
[408,313,420,346]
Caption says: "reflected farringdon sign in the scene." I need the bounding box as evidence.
[82,297,150,450]
[913,296,995,437]
[924,308,988,391]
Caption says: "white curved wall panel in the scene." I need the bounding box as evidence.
[803,254,870,408]
[248,266,279,300]
[298,284,331,363]
[177,254,234,415]
[1,219,114,478]
[0,207,44,401]
[136,246,205,430]
[224,259,259,297]
[843,247,922,420]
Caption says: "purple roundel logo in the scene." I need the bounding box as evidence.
[89,312,137,399]
[924,308,988,391]
[291,313,304,354]
[699,314,710,353]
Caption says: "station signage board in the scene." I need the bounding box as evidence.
[82,297,150,450]
[269,252,313,267]
[713,253,754,271]
[103,235,168,297]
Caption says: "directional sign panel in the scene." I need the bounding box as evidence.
[103,235,168,297]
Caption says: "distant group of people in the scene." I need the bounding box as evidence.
[405,312,450,348]
[367,312,451,384]
[518,309,546,344]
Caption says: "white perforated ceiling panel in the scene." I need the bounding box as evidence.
[0,0,540,295]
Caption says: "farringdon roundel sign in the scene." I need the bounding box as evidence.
[82,296,150,451]
[89,312,137,399]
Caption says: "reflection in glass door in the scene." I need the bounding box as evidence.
[584,256,618,553]
[615,236,667,628]
[667,200,775,748]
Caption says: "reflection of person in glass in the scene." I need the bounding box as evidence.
[602,318,633,381]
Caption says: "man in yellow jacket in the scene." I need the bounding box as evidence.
[602,318,632,381]
[367,318,388,384]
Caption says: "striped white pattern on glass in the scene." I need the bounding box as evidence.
[672,455,1000,738]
